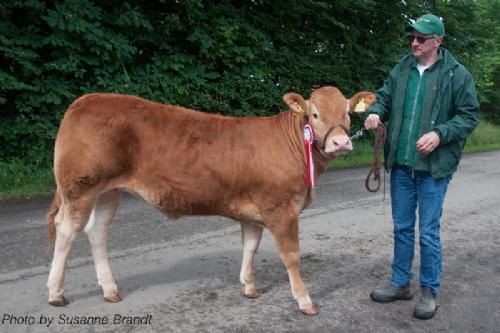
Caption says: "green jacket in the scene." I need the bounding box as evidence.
[368,47,480,178]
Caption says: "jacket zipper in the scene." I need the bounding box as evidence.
[404,73,423,163]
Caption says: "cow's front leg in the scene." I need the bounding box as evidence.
[268,218,317,315]
[239,222,263,298]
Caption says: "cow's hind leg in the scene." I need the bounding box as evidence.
[268,217,317,315]
[239,222,263,298]
[47,197,94,306]
[85,190,122,303]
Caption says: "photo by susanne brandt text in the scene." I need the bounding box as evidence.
[1,313,152,328]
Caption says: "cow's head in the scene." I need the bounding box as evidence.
[283,86,376,156]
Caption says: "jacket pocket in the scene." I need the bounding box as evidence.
[431,143,463,177]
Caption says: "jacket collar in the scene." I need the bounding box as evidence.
[403,47,458,73]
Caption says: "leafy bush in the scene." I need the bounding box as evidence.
[0,0,498,165]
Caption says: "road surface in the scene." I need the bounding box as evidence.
[0,151,499,332]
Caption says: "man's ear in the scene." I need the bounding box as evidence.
[348,92,376,113]
[283,92,308,116]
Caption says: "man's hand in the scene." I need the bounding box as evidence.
[364,114,381,130]
[417,131,440,154]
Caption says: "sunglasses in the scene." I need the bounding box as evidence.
[406,34,436,44]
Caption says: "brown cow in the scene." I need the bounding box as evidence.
[46,86,375,315]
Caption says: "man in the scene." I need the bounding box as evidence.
[364,13,480,320]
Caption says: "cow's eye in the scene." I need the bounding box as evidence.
[313,113,318,119]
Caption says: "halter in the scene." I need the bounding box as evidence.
[314,123,350,152]
[295,99,351,154]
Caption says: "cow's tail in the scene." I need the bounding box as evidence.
[47,189,61,245]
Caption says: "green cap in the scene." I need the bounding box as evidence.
[406,14,445,36]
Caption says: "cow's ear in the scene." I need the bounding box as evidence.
[348,91,376,114]
[283,93,308,116]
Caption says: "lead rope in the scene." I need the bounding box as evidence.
[365,124,386,194]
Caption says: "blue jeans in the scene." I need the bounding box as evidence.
[390,165,450,295]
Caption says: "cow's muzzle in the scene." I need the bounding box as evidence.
[315,124,352,155]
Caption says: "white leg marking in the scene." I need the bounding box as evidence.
[239,223,263,298]
[85,191,122,300]
[47,206,81,303]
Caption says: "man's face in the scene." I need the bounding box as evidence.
[407,31,442,61]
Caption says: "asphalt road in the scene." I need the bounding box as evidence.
[0,151,499,333]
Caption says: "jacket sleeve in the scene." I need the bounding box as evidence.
[434,66,480,145]
[366,64,399,122]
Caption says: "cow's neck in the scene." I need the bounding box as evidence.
[312,145,334,175]
[277,110,334,180]
[277,110,308,180]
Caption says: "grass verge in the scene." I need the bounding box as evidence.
[0,159,55,199]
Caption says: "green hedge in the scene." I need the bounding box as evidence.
[1,0,498,164]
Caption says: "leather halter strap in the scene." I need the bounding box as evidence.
[314,123,350,151]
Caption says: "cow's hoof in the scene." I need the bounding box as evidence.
[244,290,260,299]
[300,306,318,316]
[241,285,260,299]
[49,296,69,307]
[104,293,122,303]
